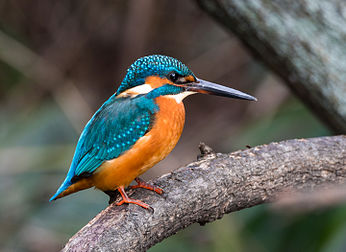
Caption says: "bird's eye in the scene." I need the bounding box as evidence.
[168,72,178,82]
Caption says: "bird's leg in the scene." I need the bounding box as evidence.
[116,186,151,209]
[130,177,163,194]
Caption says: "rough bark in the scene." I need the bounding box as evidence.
[63,136,346,252]
[197,0,346,133]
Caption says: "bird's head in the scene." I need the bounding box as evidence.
[116,55,257,102]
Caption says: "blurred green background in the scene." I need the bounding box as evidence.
[0,1,344,251]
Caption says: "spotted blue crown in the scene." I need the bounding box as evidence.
[116,55,195,95]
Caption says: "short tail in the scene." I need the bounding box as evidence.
[50,178,72,201]
[50,178,93,201]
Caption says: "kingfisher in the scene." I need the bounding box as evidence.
[50,55,256,209]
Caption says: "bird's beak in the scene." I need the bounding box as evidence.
[184,78,257,101]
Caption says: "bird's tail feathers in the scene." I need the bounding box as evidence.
[50,176,93,201]
[49,178,72,201]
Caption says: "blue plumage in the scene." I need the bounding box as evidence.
[146,84,185,99]
[50,94,159,201]
[116,55,194,95]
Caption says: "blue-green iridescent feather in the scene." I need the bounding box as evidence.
[50,94,159,201]
[117,55,194,95]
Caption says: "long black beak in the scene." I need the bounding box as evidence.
[185,78,257,101]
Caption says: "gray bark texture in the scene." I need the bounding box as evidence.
[63,136,346,252]
[197,0,346,133]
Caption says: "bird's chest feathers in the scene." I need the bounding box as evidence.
[93,96,185,190]
[151,96,186,151]
[137,96,185,172]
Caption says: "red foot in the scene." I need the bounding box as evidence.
[116,186,150,209]
[130,177,163,195]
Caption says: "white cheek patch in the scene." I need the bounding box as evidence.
[117,84,153,97]
[166,91,196,103]
[127,84,153,94]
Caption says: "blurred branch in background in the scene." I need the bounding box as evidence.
[63,136,346,251]
[0,30,92,131]
[197,0,346,133]
[274,184,346,214]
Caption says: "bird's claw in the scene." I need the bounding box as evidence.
[130,177,164,195]
[116,198,152,210]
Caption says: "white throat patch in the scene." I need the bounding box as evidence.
[166,91,196,103]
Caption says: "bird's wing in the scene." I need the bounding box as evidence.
[72,94,158,177]
[50,94,158,200]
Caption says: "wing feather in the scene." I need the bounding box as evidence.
[73,95,157,176]
[50,94,158,200]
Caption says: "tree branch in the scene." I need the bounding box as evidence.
[63,136,346,251]
[196,0,346,133]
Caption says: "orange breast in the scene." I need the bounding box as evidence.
[91,96,185,191]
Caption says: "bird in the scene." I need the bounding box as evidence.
[50,55,257,209]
